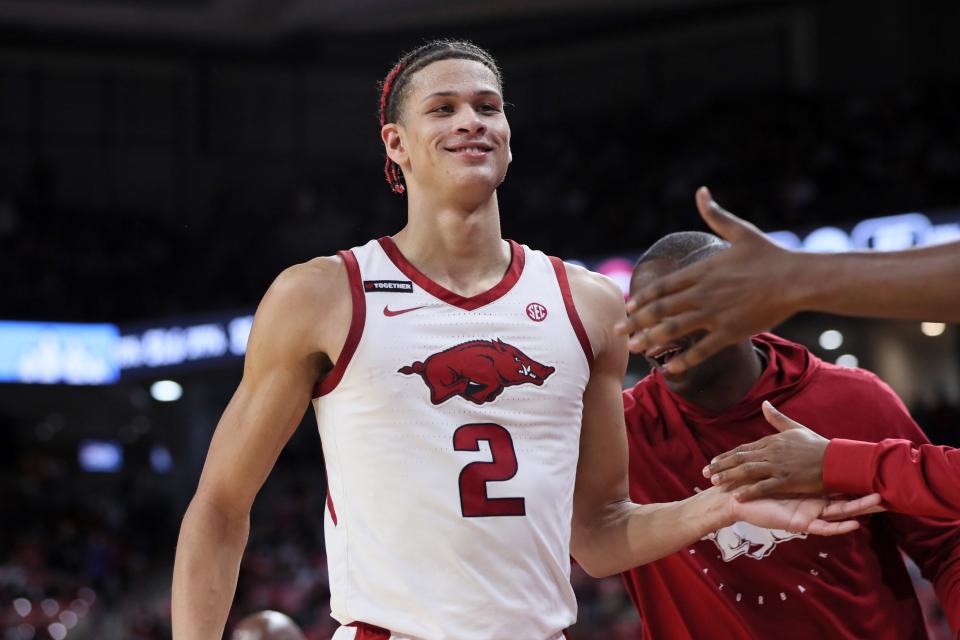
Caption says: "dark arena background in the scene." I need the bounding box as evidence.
[1,0,958,638]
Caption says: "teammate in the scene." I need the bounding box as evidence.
[231,611,306,640]
[620,187,960,520]
[620,231,960,639]
[171,41,873,640]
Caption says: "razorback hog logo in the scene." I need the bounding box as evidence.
[702,521,808,562]
[399,339,555,405]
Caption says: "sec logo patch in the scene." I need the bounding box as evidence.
[526,302,548,322]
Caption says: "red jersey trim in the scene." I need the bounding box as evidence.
[549,256,595,371]
[377,236,525,311]
[314,249,366,398]
[347,622,391,639]
[326,486,338,526]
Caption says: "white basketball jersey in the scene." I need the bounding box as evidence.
[312,237,593,640]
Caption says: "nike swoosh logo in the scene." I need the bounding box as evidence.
[383,305,425,317]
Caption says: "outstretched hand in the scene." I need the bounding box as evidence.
[704,401,830,501]
[728,490,882,536]
[615,187,803,375]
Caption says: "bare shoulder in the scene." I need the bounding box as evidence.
[268,255,348,305]
[251,255,352,363]
[560,261,626,358]
[562,262,626,320]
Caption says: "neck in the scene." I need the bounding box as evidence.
[676,342,764,414]
[392,188,509,297]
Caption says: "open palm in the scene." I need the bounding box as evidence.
[731,493,880,536]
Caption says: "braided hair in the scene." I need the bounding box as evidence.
[378,40,503,195]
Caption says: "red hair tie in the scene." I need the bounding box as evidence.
[380,62,406,194]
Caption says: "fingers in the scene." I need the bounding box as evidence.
[805,518,860,536]
[820,493,884,519]
[695,187,762,243]
[731,477,783,502]
[626,311,710,354]
[710,462,774,488]
[761,401,803,432]
[704,441,769,476]
[663,331,732,376]
[618,290,700,340]
[624,268,701,317]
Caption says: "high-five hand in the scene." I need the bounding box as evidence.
[616,187,802,375]
[728,490,881,536]
[705,401,830,501]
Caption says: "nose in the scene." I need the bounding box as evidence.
[455,106,486,135]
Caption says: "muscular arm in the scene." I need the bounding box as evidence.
[799,241,960,321]
[171,258,349,640]
[620,187,960,374]
[567,266,730,576]
[565,266,868,578]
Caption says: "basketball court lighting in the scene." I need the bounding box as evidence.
[921,322,946,337]
[150,380,182,402]
[835,354,859,368]
[818,330,844,350]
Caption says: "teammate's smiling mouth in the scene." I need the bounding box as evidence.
[645,338,692,369]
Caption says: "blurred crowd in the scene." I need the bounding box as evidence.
[4,86,960,324]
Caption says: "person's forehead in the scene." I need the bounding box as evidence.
[409,58,500,98]
[630,258,679,290]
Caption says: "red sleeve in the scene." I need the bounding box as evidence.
[825,438,960,520]
[843,374,960,633]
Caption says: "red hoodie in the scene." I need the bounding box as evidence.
[825,437,960,520]
[621,333,960,639]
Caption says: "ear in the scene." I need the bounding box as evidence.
[381,123,408,167]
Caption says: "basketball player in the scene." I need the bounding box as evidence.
[620,231,960,638]
[171,41,873,640]
[231,611,306,640]
[620,187,960,520]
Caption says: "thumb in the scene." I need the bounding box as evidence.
[695,186,760,243]
[762,400,803,432]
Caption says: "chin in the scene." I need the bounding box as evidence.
[662,372,694,395]
[448,173,501,198]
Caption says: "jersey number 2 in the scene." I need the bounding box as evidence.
[453,423,526,517]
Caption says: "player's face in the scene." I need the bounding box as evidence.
[630,259,731,394]
[383,58,512,200]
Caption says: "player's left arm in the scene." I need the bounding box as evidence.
[862,375,960,632]
[565,264,731,576]
[564,265,872,577]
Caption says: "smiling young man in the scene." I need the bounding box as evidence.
[171,41,873,640]
[621,231,960,639]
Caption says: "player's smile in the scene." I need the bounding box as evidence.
[444,141,495,158]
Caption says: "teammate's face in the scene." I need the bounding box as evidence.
[630,259,733,394]
[381,58,512,200]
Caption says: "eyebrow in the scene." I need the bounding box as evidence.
[421,90,502,102]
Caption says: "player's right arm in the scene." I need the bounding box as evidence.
[171,257,350,640]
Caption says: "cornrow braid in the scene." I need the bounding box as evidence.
[377,39,503,196]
